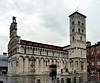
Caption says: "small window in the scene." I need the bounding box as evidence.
[72,29,74,32]
[78,21,80,26]
[97,57,100,59]
[73,36,74,41]
[81,50,82,55]
[91,47,94,50]
[91,58,94,60]
[72,21,74,25]
[97,62,100,65]
[45,60,48,66]
[80,36,82,41]
[97,50,99,54]
[82,23,84,26]
[47,51,48,56]
[91,62,94,66]
[91,52,93,55]
[16,61,18,66]
[82,30,84,33]
[21,46,24,52]
[78,28,80,33]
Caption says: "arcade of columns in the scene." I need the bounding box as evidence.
[8,45,87,75]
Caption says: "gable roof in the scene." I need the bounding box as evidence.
[69,11,86,18]
[20,39,64,51]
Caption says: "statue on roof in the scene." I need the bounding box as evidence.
[12,16,16,23]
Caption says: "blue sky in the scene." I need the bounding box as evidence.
[0,0,100,54]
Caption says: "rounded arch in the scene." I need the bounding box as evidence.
[25,56,29,59]
[36,57,39,59]
[30,57,35,61]
[21,46,25,53]
[19,56,24,59]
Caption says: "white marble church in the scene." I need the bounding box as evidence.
[8,11,87,75]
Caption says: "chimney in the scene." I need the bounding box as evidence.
[3,52,7,56]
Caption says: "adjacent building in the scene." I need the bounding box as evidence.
[87,41,100,73]
[8,11,87,76]
[0,53,8,74]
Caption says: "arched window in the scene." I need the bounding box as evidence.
[80,36,82,41]
[72,29,74,33]
[78,21,80,26]
[91,62,94,66]
[97,62,100,65]
[72,21,74,25]
[45,60,48,66]
[91,52,93,55]
[40,49,42,55]
[29,47,32,54]
[97,50,99,54]
[47,50,48,56]
[21,46,24,53]
[33,48,34,54]
[82,23,84,26]
[78,28,80,33]
[24,47,26,54]
[82,29,84,33]
[76,61,78,66]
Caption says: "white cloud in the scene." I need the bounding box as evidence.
[18,14,69,46]
[0,0,100,54]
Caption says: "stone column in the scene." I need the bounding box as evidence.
[28,59,31,73]
[45,60,47,73]
[18,57,24,74]
[73,60,76,73]
[24,58,29,73]
[61,60,63,69]
[54,59,56,64]
[11,61,13,74]
[67,61,70,73]
[41,59,44,73]
[39,59,40,72]
[83,60,87,73]
[85,60,87,73]
[13,61,16,73]
[78,60,81,73]
[8,61,10,74]
[36,58,39,73]
[80,61,82,72]
[49,59,52,65]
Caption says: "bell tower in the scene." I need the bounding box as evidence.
[69,11,86,58]
[8,16,20,58]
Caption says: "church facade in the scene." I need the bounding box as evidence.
[8,11,87,75]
